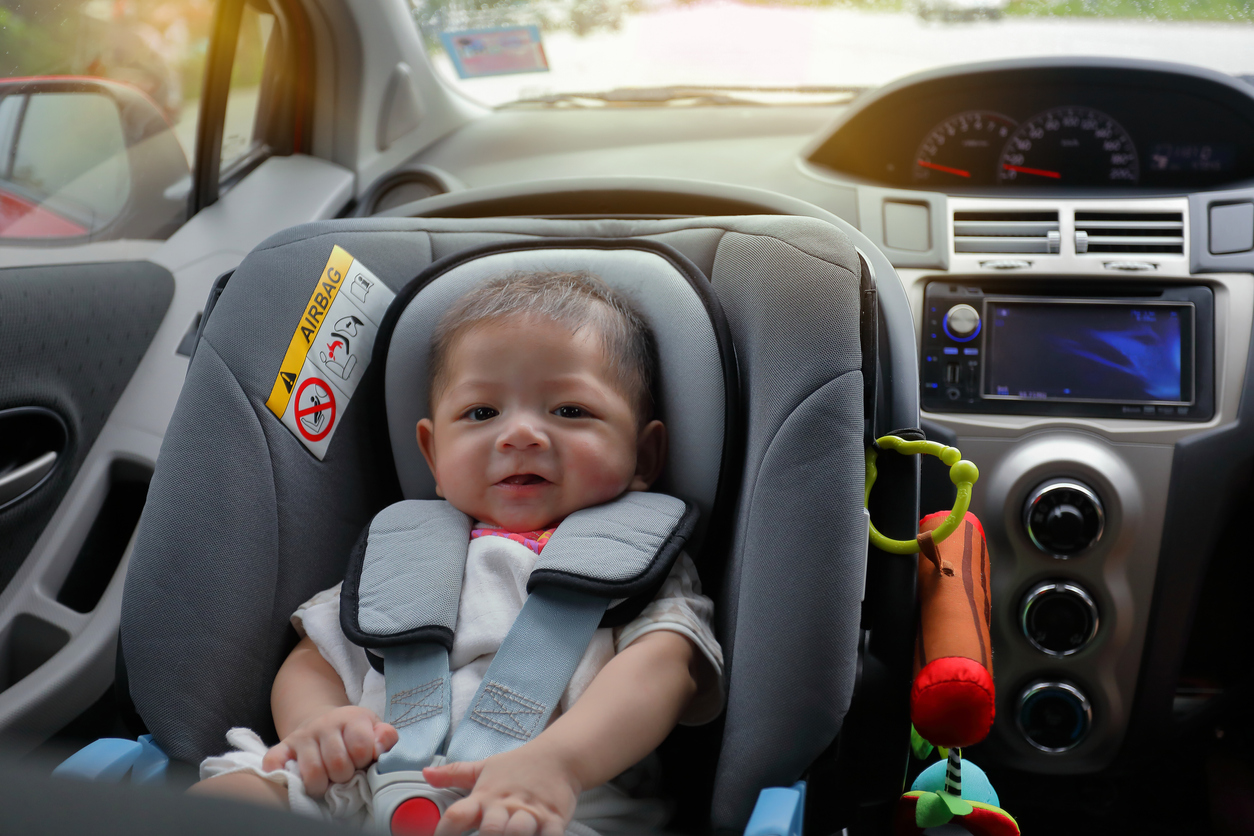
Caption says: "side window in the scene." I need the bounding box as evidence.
[0,0,296,245]
[8,93,131,235]
[221,3,277,174]
[0,1,214,243]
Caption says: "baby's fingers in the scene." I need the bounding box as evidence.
[504,809,539,836]
[318,729,355,785]
[294,738,329,798]
[342,718,377,769]
[261,742,295,773]
[374,721,399,758]
[433,796,482,836]
[423,760,483,790]
[477,804,510,836]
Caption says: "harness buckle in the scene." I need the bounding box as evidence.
[369,762,467,836]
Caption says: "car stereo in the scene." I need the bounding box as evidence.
[921,283,1214,421]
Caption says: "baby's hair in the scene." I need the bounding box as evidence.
[428,271,659,422]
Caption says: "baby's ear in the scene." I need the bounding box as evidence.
[629,420,667,492]
[416,419,444,498]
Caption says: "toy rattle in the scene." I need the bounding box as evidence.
[866,435,1019,835]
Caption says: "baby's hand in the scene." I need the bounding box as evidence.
[262,705,398,797]
[425,743,580,836]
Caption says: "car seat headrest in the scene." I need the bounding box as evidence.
[381,242,733,547]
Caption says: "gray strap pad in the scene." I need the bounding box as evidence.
[341,500,473,649]
[529,492,697,601]
[342,493,698,647]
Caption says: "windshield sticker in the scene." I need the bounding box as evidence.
[265,246,396,460]
[440,26,549,79]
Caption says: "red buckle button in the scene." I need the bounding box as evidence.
[391,797,441,836]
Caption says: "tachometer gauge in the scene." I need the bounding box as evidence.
[914,111,1018,186]
[998,107,1139,185]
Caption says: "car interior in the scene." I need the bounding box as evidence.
[2,0,1254,834]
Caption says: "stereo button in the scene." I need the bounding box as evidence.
[944,304,981,341]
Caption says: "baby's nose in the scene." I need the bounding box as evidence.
[497,416,548,448]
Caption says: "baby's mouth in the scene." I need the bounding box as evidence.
[498,474,547,486]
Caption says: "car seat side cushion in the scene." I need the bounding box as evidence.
[340,500,473,649]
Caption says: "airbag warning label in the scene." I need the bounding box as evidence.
[265,245,395,459]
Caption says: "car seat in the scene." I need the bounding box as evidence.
[114,181,922,835]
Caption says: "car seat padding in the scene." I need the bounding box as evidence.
[380,241,729,553]
[123,216,868,835]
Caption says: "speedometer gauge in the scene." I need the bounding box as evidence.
[998,107,1139,185]
[914,111,1018,186]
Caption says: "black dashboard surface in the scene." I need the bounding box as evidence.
[806,63,1254,193]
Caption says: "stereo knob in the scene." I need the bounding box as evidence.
[1020,582,1099,656]
[1016,681,1092,753]
[1024,480,1105,557]
[943,304,981,341]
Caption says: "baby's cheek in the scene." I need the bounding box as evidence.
[570,441,636,495]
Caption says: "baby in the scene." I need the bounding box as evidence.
[192,271,724,836]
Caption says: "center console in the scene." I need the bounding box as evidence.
[907,272,1248,773]
[921,284,1214,422]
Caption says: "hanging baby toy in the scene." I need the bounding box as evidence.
[865,434,1019,836]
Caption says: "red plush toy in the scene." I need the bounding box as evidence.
[894,510,1018,836]
[910,510,995,749]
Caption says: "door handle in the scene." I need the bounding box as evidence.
[0,451,58,507]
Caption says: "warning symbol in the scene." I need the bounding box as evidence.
[294,377,336,443]
[280,371,297,393]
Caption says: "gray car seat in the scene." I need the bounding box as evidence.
[120,205,921,834]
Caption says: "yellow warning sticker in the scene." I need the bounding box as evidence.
[265,245,355,418]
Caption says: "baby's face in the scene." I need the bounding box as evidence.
[417,317,665,532]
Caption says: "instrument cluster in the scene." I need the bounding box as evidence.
[805,65,1254,191]
[913,107,1145,187]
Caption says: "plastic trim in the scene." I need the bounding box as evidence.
[744,781,807,836]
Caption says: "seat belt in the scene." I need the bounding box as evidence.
[445,586,608,764]
[351,493,696,834]
[376,587,607,773]
[375,645,452,774]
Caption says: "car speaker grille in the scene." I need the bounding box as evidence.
[1074,211,1184,255]
[954,211,1061,254]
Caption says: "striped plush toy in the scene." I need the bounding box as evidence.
[893,512,1019,836]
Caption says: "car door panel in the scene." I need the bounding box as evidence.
[0,261,174,593]
[0,154,353,750]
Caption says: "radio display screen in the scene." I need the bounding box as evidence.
[983,300,1194,404]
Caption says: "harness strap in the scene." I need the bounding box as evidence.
[445,587,607,764]
[376,645,452,774]
[355,494,692,777]
[377,587,607,773]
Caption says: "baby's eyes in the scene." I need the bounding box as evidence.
[465,406,498,421]
[554,405,587,419]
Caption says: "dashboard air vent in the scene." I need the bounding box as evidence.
[1074,211,1184,255]
[953,211,1060,254]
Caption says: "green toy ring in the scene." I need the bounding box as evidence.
[865,435,980,555]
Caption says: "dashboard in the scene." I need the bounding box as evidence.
[397,56,1254,783]
[805,64,1254,191]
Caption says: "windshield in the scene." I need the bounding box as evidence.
[410,0,1254,107]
